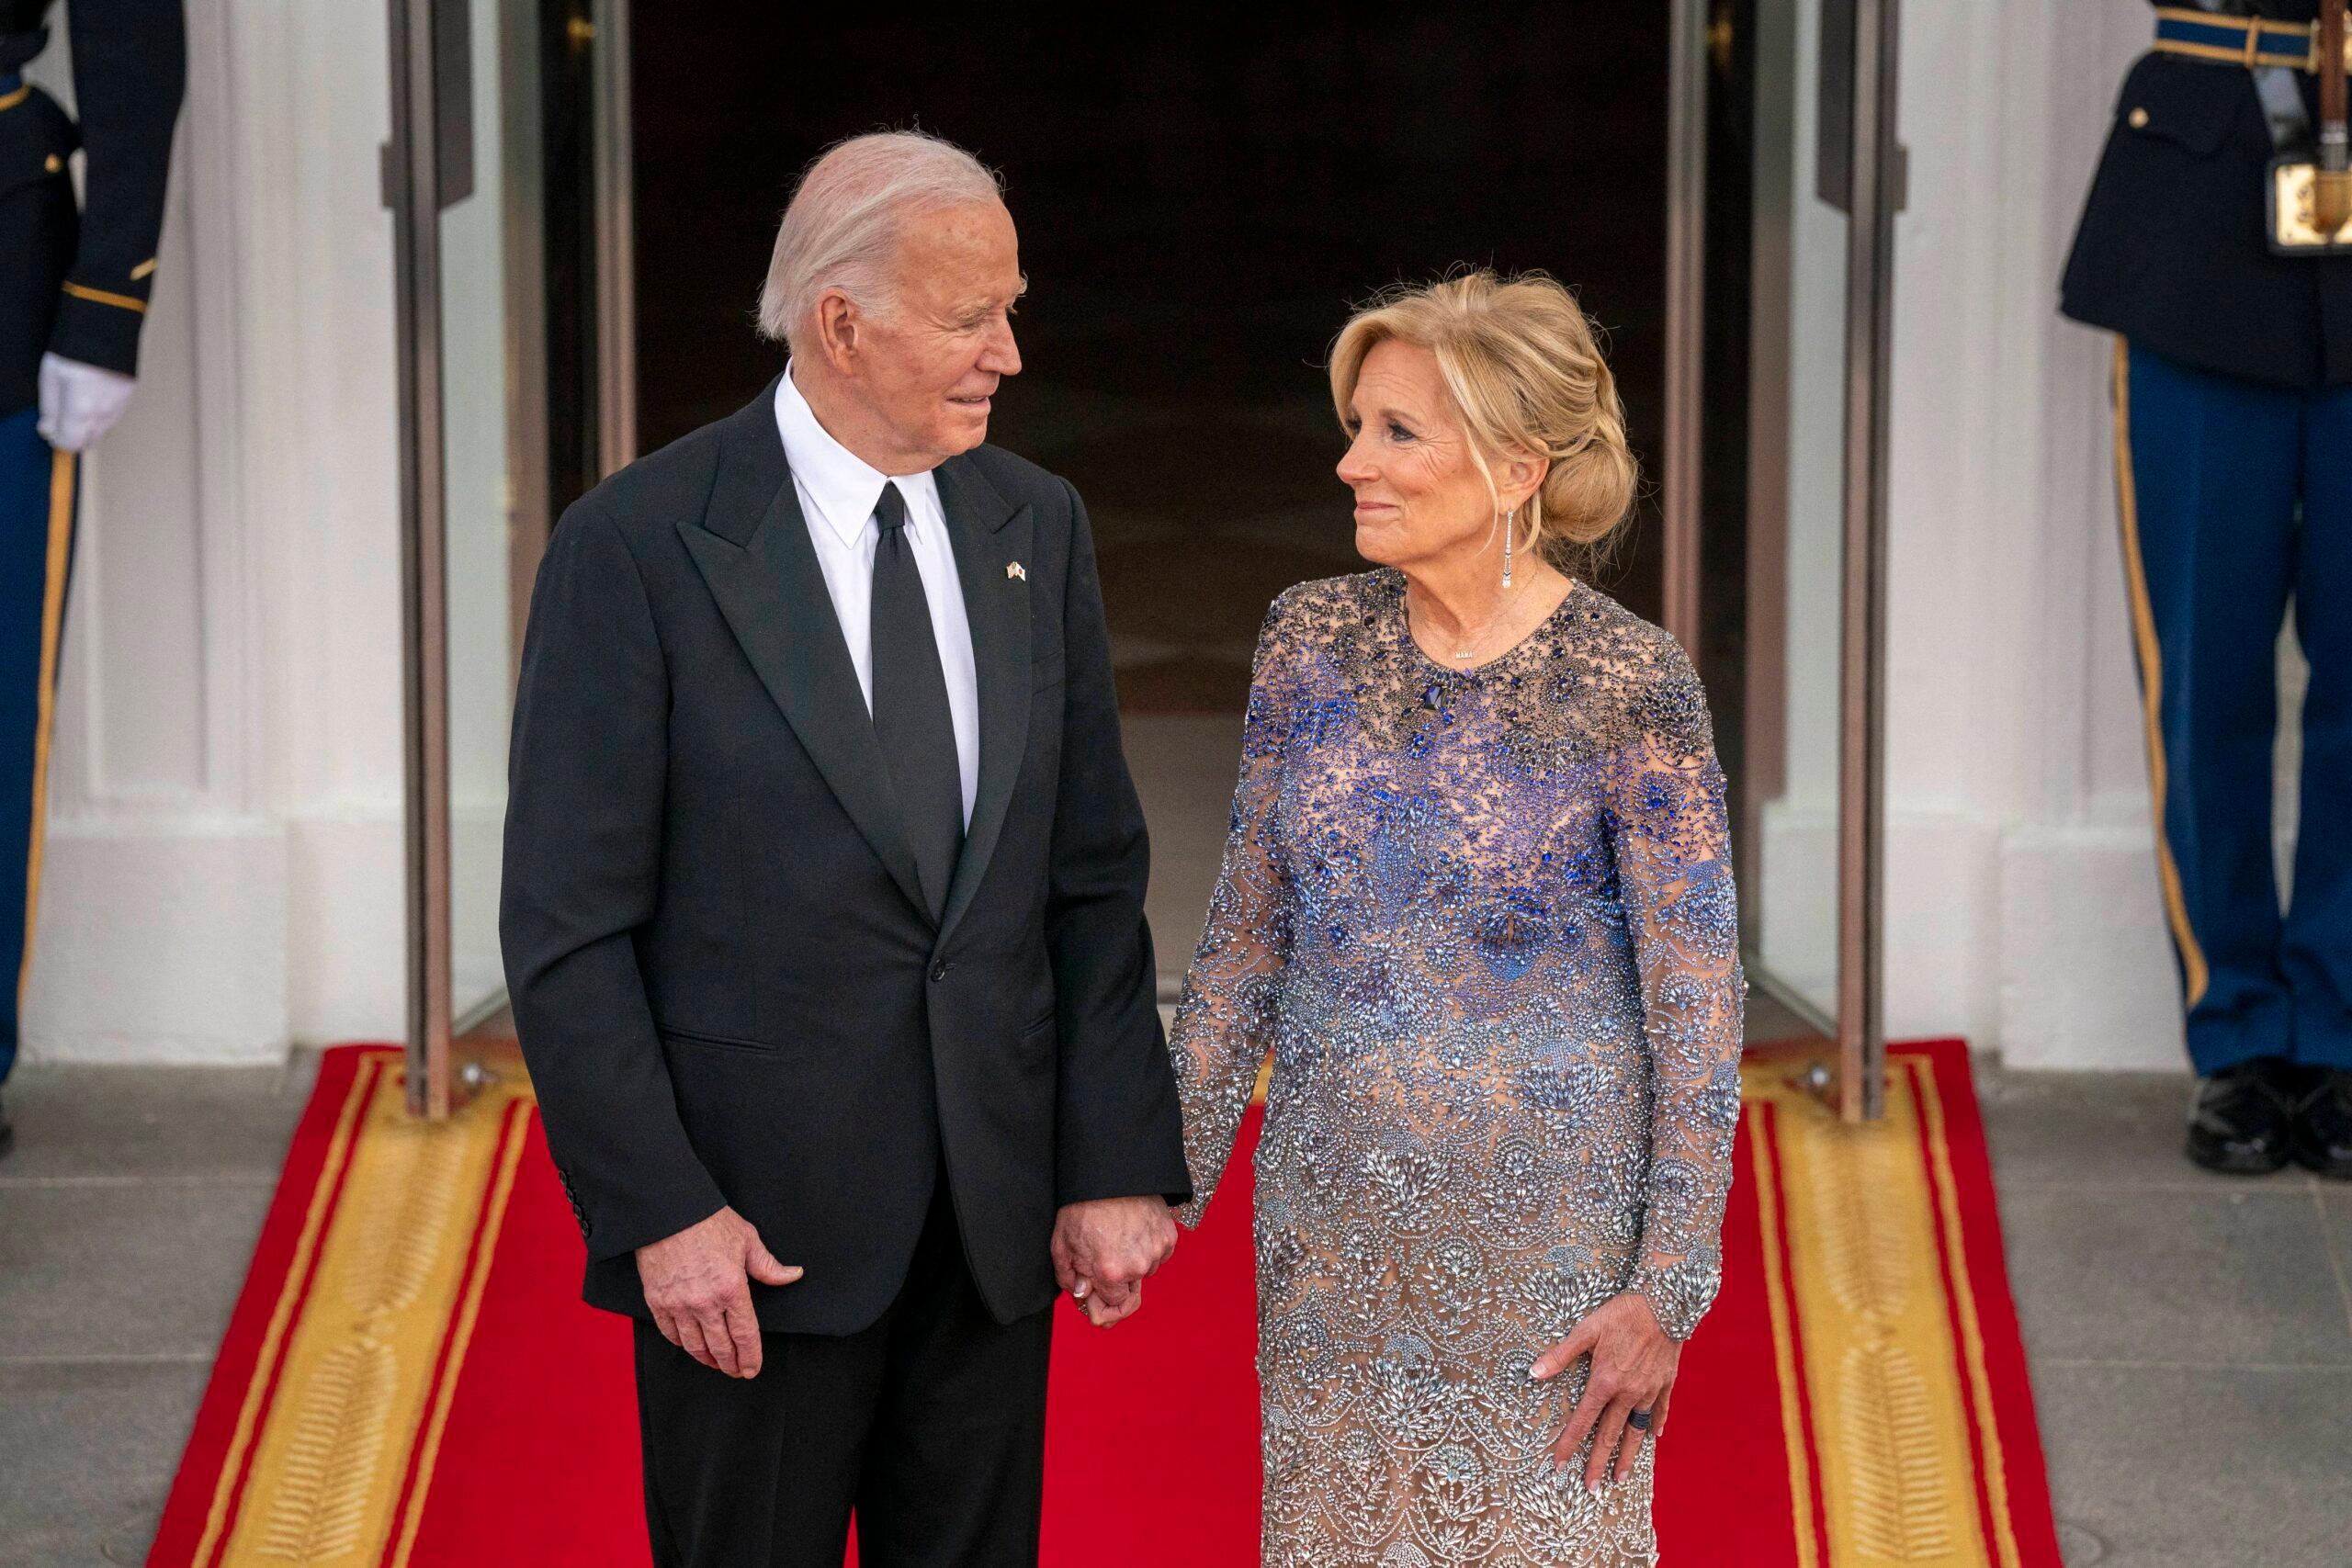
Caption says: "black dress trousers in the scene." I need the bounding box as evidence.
[632,1170,1055,1567]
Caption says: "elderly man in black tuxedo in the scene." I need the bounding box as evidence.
[501,130,1189,1566]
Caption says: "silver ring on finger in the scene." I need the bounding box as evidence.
[1627,1407,1655,1433]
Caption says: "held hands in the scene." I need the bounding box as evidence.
[1531,1292,1682,1492]
[636,1205,802,1379]
[1051,1195,1178,1329]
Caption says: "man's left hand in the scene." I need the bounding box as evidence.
[1051,1195,1177,1329]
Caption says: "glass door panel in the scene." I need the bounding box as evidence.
[390,0,600,1113]
[1691,0,1897,1114]
[1743,0,1851,1028]
[438,0,526,1035]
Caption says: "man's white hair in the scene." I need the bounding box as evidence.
[756,130,1004,347]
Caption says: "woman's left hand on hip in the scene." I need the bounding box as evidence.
[1531,1291,1681,1492]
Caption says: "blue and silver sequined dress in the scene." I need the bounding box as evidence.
[1171,569,1744,1568]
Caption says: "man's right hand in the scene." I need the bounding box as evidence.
[636,1205,802,1378]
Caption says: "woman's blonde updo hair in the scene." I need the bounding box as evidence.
[1329,269,1639,569]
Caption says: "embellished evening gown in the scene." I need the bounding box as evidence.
[1170,569,1744,1568]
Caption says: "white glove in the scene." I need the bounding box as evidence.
[37,352,138,453]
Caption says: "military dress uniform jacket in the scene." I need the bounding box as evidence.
[0,0,186,417]
[2062,0,2352,390]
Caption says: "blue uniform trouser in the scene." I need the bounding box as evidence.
[0,406,79,1089]
[2115,342,2352,1074]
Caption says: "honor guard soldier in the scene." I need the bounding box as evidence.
[2062,0,2352,1175]
[0,0,185,1158]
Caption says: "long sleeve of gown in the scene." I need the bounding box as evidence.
[1168,596,1299,1230]
[1608,642,1745,1341]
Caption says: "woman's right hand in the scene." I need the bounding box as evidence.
[1531,1291,1682,1492]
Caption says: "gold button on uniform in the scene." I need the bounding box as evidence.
[43,152,62,172]
[2128,107,2150,130]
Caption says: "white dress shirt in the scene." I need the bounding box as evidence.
[775,363,978,829]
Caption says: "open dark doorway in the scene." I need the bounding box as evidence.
[632,7,1669,711]
[629,6,1673,969]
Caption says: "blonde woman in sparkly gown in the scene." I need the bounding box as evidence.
[1170,272,1744,1568]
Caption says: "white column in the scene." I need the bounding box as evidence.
[1884,0,2212,1068]
[19,1,407,1063]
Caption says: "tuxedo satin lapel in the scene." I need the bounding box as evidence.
[678,394,932,924]
[935,455,1033,945]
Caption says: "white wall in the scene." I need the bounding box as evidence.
[21,2,407,1063]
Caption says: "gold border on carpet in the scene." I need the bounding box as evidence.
[1745,1055,2020,1568]
[198,1054,537,1568]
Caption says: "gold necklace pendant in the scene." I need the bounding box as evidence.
[1447,593,1521,663]
[1412,576,1528,667]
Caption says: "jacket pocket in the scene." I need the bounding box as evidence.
[2115,54,2245,160]
[1016,1010,1057,1067]
[1030,650,1067,692]
[0,86,77,202]
[655,1022,779,1055]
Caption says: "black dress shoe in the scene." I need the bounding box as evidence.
[2290,1068,2352,1179]
[2185,1058,2297,1175]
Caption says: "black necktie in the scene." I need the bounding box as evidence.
[868,481,963,920]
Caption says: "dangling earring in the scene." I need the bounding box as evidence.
[1501,506,1515,589]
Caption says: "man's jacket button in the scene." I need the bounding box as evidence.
[931,961,951,982]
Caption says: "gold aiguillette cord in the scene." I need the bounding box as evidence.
[2320,0,2350,233]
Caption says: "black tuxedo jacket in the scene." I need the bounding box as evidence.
[500,378,1190,1335]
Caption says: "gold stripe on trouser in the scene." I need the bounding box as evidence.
[2109,339,2211,1009]
[19,450,75,1008]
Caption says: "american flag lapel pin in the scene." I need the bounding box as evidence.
[1006,561,1026,581]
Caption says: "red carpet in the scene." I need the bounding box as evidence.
[150,1041,2061,1566]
